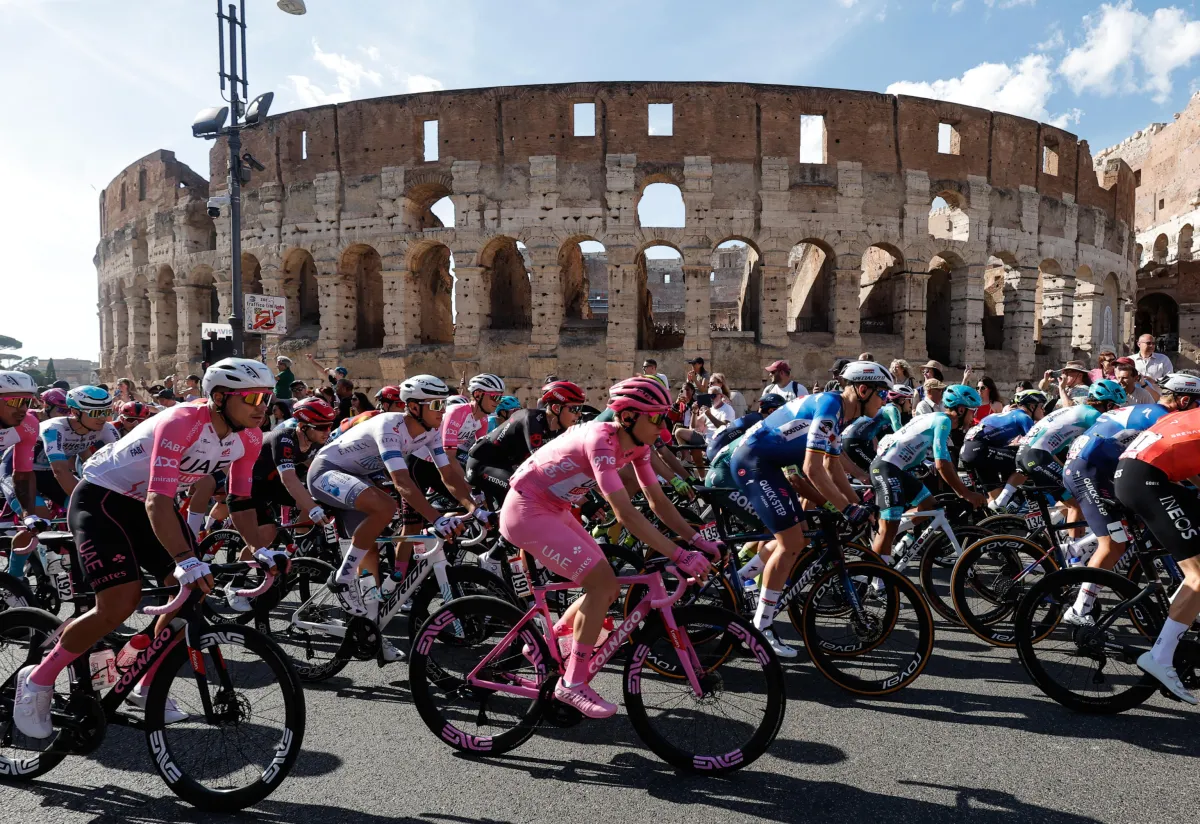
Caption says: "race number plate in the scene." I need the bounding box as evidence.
[699,522,721,543]
[1024,510,1045,531]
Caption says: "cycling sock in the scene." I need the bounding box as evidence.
[753,588,781,631]
[186,510,205,538]
[336,544,369,584]
[995,485,1017,508]
[1151,617,1189,667]
[204,515,218,532]
[1072,582,1099,614]
[737,554,764,582]
[7,550,28,577]
[563,643,596,687]
[29,641,82,688]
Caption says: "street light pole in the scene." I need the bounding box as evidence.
[221,1,246,357]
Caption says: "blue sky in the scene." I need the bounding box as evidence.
[4,0,1200,361]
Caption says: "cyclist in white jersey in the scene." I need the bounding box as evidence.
[870,385,988,561]
[307,374,478,620]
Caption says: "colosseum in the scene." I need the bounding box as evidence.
[95,81,1137,399]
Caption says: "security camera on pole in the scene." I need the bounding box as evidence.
[192,0,306,358]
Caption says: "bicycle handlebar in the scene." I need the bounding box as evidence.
[650,565,694,609]
[142,561,277,615]
[143,586,192,616]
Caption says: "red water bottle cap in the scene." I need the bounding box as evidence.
[129,634,152,651]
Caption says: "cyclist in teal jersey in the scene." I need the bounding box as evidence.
[869,385,989,562]
[1014,380,1125,495]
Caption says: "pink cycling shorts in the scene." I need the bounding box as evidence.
[499,490,605,582]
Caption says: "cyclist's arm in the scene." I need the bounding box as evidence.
[435,456,478,512]
[803,449,853,510]
[387,466,442,524]
[785,469,822,504]
[640,479,698,543]
[840,451,868,482]
[11,471,37,515]
[280,467,321,515]
[48,459,78,496]
[827,452,859,503]
[146,492,200,564]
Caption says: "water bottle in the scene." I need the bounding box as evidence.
[1067,534,1098,566]
[741,578,759,611]
[88,649,117,690]
[114,633,151,674]
[892,532,917,573]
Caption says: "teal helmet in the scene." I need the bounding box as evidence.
[496,395,521,413]
[1088,379,1126,405]
[942,384,983,410]
[66,385,114,412]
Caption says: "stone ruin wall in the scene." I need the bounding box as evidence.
[96,81,1137,402]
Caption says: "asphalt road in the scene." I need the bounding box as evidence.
[3,618,1195,824]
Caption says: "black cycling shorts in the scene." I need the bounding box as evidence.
[1063,458,1120,541]
[402,457,452,527]
[1115,459,1200,563]
[464,458,513,510]
[842,438,874,473]
[961,440,1017,488]
[67,480,181,593]
[870,458,931,522]
[1015,444,1065,494]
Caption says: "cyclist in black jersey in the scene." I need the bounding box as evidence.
[705,393,785,462]
[466,381,586,509]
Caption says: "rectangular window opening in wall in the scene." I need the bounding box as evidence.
[301,130,308,161]
[799,114,826,164]
[137,169,146,201]
[1159,198,1165,210]
[663,273,671,284]
[1042,142,1059,176]
[423,120,439,162]
[648,103,673,136]
[938,122,961,155]
[1134,169,1142,187]
[573,102,596,137]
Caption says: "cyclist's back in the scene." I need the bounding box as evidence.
[736,391,844,466]
[706,411,762,462]
[876,411,953,471]
[465,407,553,507]
[1023,404,1102,456]
[1069,404,1168,475]
[966,407,1033,446]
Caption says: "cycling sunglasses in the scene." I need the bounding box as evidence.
[565,405,583,414]
[227,390,274,407]
[306,423,334,432]
[3,397,35,410]
[421,399,447,412]
[82,407,114,419]
[645,411,668,426]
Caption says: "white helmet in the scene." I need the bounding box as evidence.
[0,371,38,396]
[468,373,505,394]
[840,360,894,387]
[1160,371,1200,398]
[202,358,275,397]
[446,395,470,408]
[399,374,451,402]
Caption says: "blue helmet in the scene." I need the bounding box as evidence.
[1088,379,1126,405]
[942,384,983,410]
[66,385,113,412]
[496,395,521,413]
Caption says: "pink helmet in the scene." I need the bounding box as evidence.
[608,377,671,415]
[40,388,67,409]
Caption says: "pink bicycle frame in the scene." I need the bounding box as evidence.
[458,565,707,699]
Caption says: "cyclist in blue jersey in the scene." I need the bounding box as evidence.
[1014,379,1126,494]
[869,385,989,562]
[961,389,1047,509]
[706,393,786,462]
[841,384,915,479]
[730,360,892,657]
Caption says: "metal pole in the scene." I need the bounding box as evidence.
[226,3,244,357]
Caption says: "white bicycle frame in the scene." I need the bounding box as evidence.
[291,534,455,637]
[890,509,965,573]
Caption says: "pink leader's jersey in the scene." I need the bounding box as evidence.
[508,421,658,508]
[81,400,262,500]
[441,403,487,453]
[0,411,39,473]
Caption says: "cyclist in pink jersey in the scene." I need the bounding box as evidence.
[0,371,43,548]
[500,377,722,719]
[12,359,286,740]
[442,373,505,461]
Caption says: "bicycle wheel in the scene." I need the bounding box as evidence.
[407,565,517,642]
[784,542,883,634]
[1014,567,1161,714]
[624,605,784,773]
[144,623,306,812]
[977,513,1030,537]
[0,572,37,614]
[917,525,993,625]
[802,563,934,695]
[951,535,1058,647]
[198,529,246,564]
[253,558,347,681]
[409,596,550,757]
[0,607,68,780]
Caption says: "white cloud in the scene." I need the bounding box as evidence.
[1036,24,1064,52]
[288,39,383,106]
[362,45,381,61]
[837,0,859,6]
[950,0,966,13]
[1060,1,1200,102]
[888,53,1077,125]
[405,74,445,93]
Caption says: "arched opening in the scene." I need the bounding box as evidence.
[283,248,321,332]
[155,266,178,356]
[1136,243,1145,270]
[341,244,384,349]
[412,243,455,344]
[430,196,455,228]
[637,182,685,228]
[193,267,219,325]
[929,191,969,242]
[241,253,263,297]
[983,255,1012,351]
[1100,272,1120,353]
[926,251,969,366]
[787,241,833,333]
[402,179,456,231]
[480,237,533,331]
[1136,293,1180,355]
[711,239,760,335]
[859,245,903,336]
[559,239,606,326]
[638,245,684,349]
[1153,233,1169,265]
[1180,224,1194,262]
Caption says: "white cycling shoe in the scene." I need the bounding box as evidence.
[761,628,799,659]
[380,639,404,663]
[129,684,190,723]
[12,666,54,739]
[328,574,368,617]
[1137,652,1198,705]
[224,582,252,613]
[1061,605,1094,627]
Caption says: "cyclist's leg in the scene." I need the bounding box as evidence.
[870,459,927,560]
[309,464,392,605]
[186,474,216,537]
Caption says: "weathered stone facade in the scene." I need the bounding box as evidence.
[96,82,1136,400]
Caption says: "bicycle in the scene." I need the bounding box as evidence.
[408,561,786,773]
[0,563,305,811]
[885,506,994,625]
[1013,511,1199,713]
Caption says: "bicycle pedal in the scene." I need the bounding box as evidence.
[542,699,585,728]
